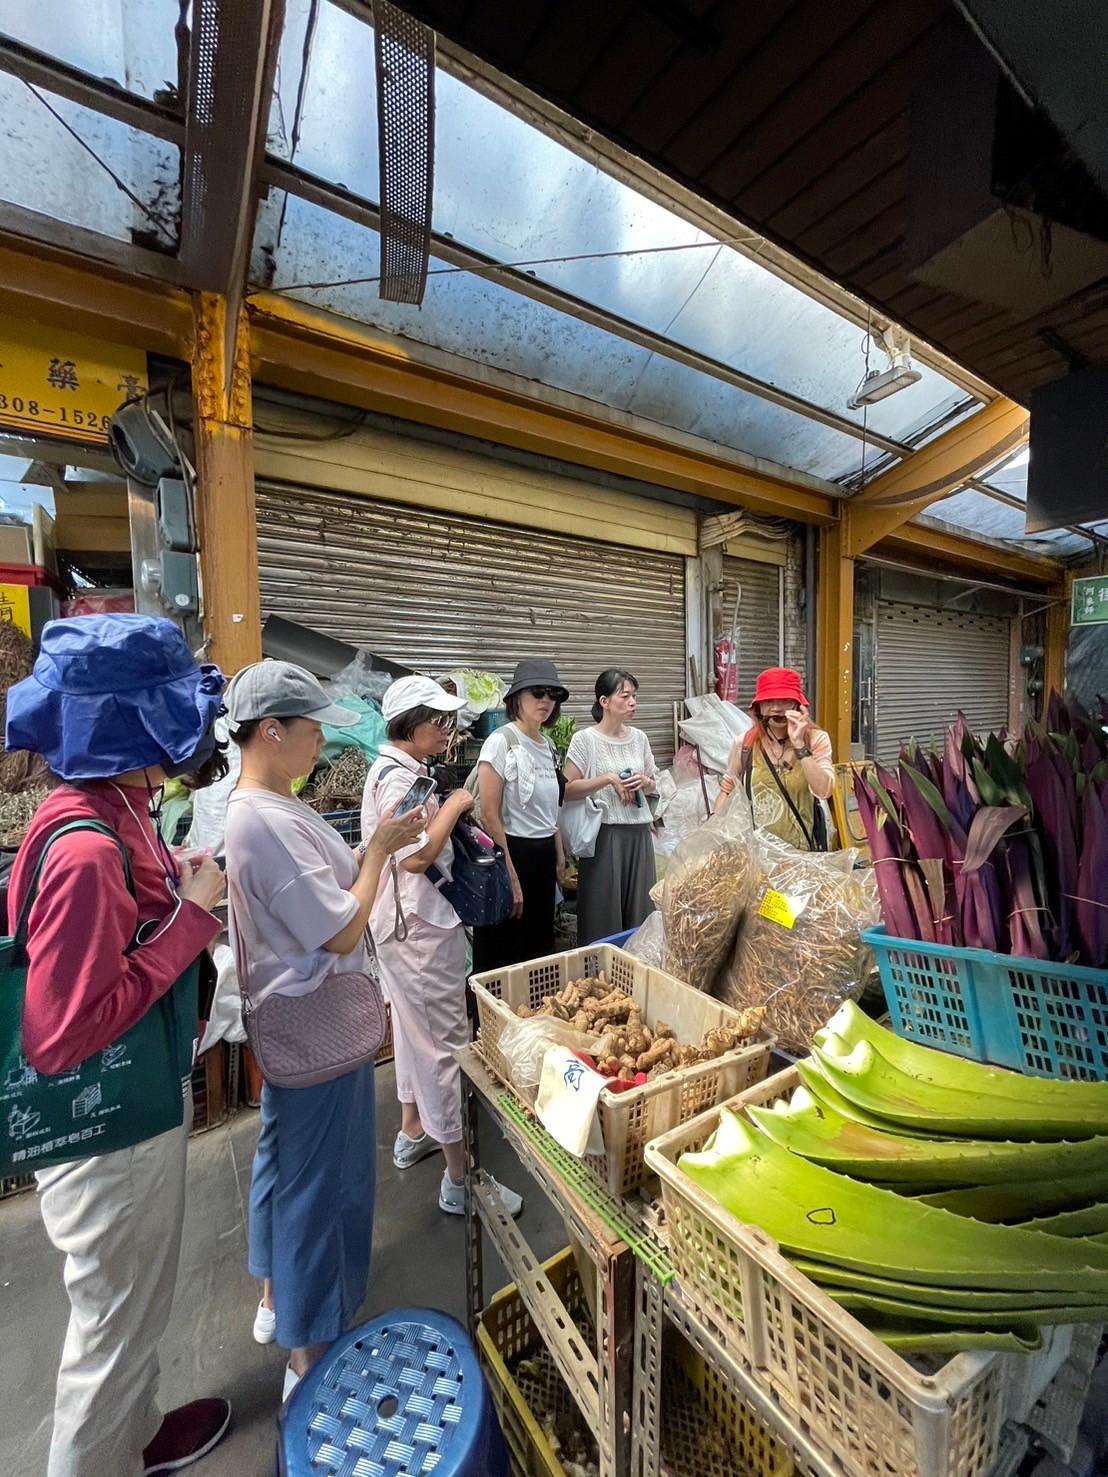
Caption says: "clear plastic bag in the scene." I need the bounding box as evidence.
[496,1016,605,1099]
[719,836,880,1054]
[623,909,665,969]
[661,805,759,993]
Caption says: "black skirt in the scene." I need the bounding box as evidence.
[471,833,558,975]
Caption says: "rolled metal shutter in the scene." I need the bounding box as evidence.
[720,556,783,708]
[255,481,687,760]
[874,601,1011,760]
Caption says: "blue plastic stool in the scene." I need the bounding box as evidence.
[277,1309,510,1477]
[597,929,635,948]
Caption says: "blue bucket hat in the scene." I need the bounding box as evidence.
[6,614,226,781]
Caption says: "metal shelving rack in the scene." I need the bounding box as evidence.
[460,1045,1094,1477]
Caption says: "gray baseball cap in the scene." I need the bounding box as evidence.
[224,660,360,733]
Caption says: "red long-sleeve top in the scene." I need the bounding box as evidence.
[9,782,221,1074]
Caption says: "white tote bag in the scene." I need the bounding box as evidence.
[558,727,604,859]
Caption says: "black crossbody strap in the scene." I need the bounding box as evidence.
[748,746,817,851]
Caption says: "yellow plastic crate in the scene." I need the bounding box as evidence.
[478,1248,795,1477]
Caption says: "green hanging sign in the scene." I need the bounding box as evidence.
[1072,576,1108,626]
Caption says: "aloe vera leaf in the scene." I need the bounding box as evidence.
[827,1289,1107,1328]
[818,1003,1108,1126]
[862,1321,1043,1357]
[793,1056,936,1137]
[790,1258,1108,1311]
[747,1095,1108,1186]
[680,1110,1108,1292]
[920,1172,1108,1221]
[1016,1202,1108,1237]
[813,1035,1108,1140]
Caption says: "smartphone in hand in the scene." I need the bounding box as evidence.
[394,775,436,818]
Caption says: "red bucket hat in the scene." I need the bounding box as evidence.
[752,667,808,708]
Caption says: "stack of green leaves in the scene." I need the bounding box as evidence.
[853,694,1108,965]
[677,1002,1108,1359]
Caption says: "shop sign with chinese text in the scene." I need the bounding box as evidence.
[0,585,32,639]
[0,321,147,445]
[1072,576,1108,626]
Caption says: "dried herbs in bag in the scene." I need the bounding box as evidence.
[661,804,759,993]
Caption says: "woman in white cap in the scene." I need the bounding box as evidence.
[362,676,523,1218]
[222,661,424,1399]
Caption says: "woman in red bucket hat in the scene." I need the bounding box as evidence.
[715,667,835,850]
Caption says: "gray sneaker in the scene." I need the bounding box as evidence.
[439,1171,523,1219]
[393,1130,440,1170]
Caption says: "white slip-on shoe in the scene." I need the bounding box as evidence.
[393,1130,440,1170]
[252,1301,276,1345]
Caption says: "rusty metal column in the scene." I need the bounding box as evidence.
[191,293,261,673]
[817,517,855,761]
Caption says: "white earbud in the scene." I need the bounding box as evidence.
[268,726,282,743]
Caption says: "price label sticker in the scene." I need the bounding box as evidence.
[757,888,807,929]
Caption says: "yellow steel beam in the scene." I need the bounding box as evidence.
[0,241,192,357]
[875,521,1064,590]
[192,295,262,674]
[1044,572,1071,698]
[246,292,839,525]
[816,521,855,759]
[846,398,1029,556]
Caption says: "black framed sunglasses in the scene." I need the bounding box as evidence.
[527,687,562,701]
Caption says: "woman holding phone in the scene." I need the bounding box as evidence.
[363,676,523,1218]
[223,661,426,1397]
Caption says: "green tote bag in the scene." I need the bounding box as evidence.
[0,819,200,1177]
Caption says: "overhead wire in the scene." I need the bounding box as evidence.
[20,80,175,246]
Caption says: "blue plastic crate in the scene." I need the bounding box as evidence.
[597,929,635,948]
[322,808,361,846]
[472,707,507,741]
[864,925,1108,1081]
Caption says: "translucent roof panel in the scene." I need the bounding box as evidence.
[0,76,179,246]
[260,0,973,487]
[264,197,870,481]
[0,0,181,102]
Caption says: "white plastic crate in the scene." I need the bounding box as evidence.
[471,943,772,1198]
[645,1067,1084,1477]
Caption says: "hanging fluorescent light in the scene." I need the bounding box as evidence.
[848,327,923,410]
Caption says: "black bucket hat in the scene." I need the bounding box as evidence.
[504,659,569,703]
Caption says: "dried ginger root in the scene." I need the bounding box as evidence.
[636,1038,678,1073]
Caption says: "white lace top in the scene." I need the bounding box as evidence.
[565,727,657,826]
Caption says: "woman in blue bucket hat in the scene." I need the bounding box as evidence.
[5,614,233,1477]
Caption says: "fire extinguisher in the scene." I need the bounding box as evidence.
[715,637,738,701]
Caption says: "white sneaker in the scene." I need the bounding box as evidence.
[282,1365,301,1402]
[393,1129,440,1170]
[439,1171,523,1219]
[253,1301,276,1345]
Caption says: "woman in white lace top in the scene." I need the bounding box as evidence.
[564,668,658,945]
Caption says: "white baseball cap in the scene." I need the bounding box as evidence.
[382,674,468,724]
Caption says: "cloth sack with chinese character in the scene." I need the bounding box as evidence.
[534,1044,606,1157]
[0,820,198,1177]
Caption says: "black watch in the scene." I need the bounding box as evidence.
[796,745,812,760]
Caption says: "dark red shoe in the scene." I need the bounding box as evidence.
[143,1399,232,1474]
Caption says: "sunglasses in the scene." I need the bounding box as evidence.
[527,687,562,701]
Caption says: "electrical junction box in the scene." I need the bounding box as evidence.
[156,478,194,552]
[159,551,198,615]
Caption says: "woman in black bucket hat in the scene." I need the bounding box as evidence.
[471,660,568,974]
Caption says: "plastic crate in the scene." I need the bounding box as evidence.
[473,707,508,741]
[321,808,361,846]
[471,943,772,1198]
[478,1248,793,1477]
[645,1067,1083,1477]
[864,925,1108,1081]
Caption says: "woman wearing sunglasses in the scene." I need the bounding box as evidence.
[362,677,522,1218]
[471,660,569,974]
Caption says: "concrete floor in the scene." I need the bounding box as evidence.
[0,1062,561,1477]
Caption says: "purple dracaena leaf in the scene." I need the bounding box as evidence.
[854,770,919,941]
[899,761,956,943]
[1024,740,1079,959]
[1000,830,1051,961]
[962,807,1028,873]
[1075,779,1108,967]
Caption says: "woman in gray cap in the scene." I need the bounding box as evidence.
[221,661,423,1400]
[471,659,568,974]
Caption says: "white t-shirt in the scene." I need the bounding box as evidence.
[478,724,560,839]
[225,789,368,1004]
[566,726,657,826]
[362,745,460,940]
